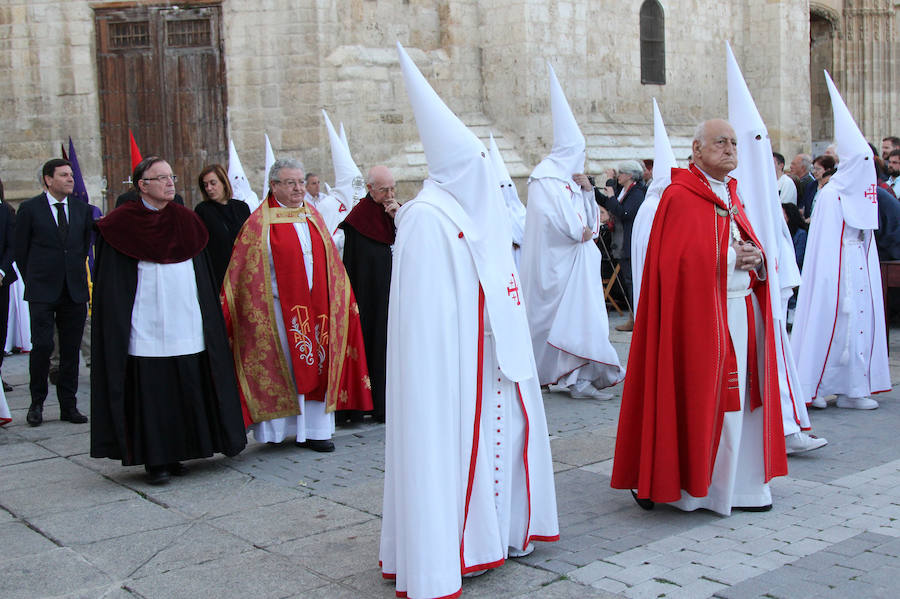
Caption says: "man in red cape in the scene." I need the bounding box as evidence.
[222,158,372,452]
[611,119,787,515]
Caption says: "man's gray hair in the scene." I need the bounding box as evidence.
[617,160,644,181]
[268,158,304,184]
[796,153,812,173]
[693,121,708,148]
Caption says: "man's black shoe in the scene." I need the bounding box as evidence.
[295,439,335,453]
[167,462,188,476]
[60,410,88,424]
[26,404,43,427]
[145,466,170,485]
[2,380,12,392]
[630,490,655,511]
[734,504,772,512]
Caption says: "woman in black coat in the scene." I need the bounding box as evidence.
[194,164,251,289]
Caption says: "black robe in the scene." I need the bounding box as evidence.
[90,236,247,465]
[339,221,392,421]
[195,199,251,290]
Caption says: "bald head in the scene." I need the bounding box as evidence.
[367,165,396,205]
[692,119,738,181]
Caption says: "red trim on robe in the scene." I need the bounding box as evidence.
[812,222,846,400]
[460,286,486,571]
[516,382,532,551]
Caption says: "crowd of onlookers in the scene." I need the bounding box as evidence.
[591,136,900,324]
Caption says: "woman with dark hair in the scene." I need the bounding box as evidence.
[194,164,251,289]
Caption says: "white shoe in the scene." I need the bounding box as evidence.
[785,431,828,455]
[809,397,827,409]
[568,381,612,399]
[836,395,878,410]
[508,543,535,558]
[463,569,487,578]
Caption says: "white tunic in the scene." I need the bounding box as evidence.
[129,259,204,357]
[249,215,335,443]
[519,177,624,388]
[380,193,558,599]
[790,185,890,400]
[307,193,349,256]
[669,175,771,515]
[6,263,31,352]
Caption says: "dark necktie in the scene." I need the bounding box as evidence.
[54,202,68,242]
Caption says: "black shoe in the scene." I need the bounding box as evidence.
[734,504,772,512]
[145,466,170,485]
[60,409,88,424]
[630,490,655,511]
[295,439,335,453]
[2,380,12,392]
[166,462,188,476]
[26,404,43,427]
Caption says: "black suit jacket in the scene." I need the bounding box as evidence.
[0,203,16,286]
[15,193,92,303]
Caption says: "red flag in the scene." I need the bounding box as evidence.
[61,143,68,161]
[129,129,143,171]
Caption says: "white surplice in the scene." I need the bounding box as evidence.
[791,185,890,400]
[380,189,559,599]
[519,177,624,388]
[6,263,30,352]
[249,215,335,444]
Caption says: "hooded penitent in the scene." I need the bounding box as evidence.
[530,63,586,188]
[322,110,365,210]
[824,70,878,231]
[488,133,527,248]
[727,42,811,433]
[262,133,276,201]
[227,139,260,211]
[631,97,676,314]
[395,42,533,382]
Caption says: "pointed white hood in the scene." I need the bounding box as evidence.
[397,42,532,382]
[530,63,586,185]
[322,109,364,209]
[339,122,349,152]
[262,133,276,201]
[228,139,260,211]
[631,98,676,316]
[646,98,677,204]
[488,133,526,245]
[726,42,797,316]
[824,70,878,230]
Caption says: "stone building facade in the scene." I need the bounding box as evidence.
[0,0,897,208]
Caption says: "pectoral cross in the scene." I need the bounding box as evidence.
[507,273,521,306]
[865,184,877,204]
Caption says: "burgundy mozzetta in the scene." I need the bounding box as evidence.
[341,193,396,245]
[97,199,208,264]
[610,166,787,503]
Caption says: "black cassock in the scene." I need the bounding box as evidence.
[90,236,247,467]
[339,221,392,422]
[194,199,251,290]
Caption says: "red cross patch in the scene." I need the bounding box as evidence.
[507,273,521,306]
[865,184,877,204]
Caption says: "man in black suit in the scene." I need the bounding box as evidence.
[15,159,92,426]
[0,177,17,392]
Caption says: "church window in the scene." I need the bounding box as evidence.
[640,0,666,84]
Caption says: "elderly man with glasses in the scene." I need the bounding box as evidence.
[222,158,372,453]
[90,156,247,485]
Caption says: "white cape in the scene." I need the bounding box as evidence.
[790,185,890,400]
[520,177,624,387]
[6,263,30,352]
[381,187,558,599]
[307,193,351,255]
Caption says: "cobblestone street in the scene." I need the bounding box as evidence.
[1,312,899,598]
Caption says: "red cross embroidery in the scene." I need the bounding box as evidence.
[338,204,347,212]
[865,184,877,204]
[565,184,572,192]
[507,273,521,305]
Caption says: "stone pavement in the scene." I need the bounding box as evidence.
[2,312,899,599]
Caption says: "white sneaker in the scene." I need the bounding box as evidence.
[809,397,827,409]
[508,543,535,558]
[568,386,612,400]
[785,431,828,455]
[836,395,878,410]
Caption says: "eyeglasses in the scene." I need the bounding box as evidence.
[142,175,178,183]
[275,179,305,188]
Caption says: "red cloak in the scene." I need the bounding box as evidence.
[610,166,787,503]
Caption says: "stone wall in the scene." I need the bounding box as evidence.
[0,0,896,205]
